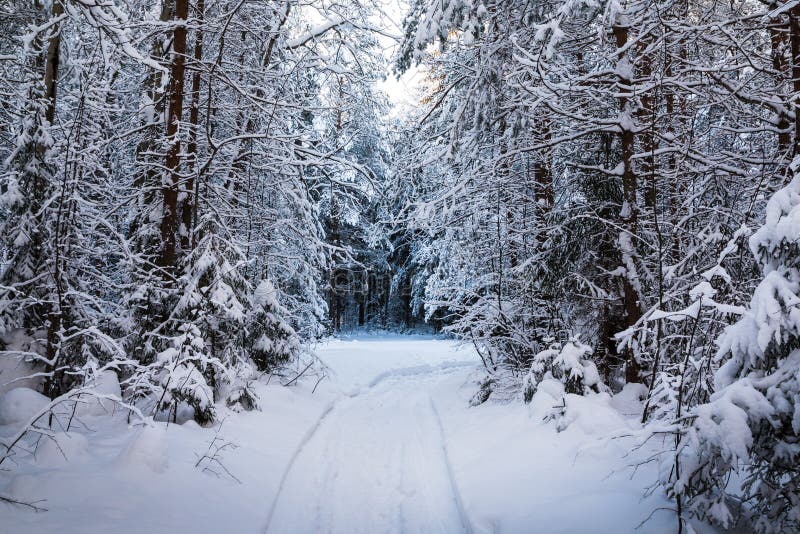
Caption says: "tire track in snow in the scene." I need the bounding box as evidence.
[262,396,341,533]
[365,360,477,389]
[263,362,477,534]
[429,396,475,534]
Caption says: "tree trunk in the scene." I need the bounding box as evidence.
[636,30,656,208]
[42,0,65,399]
[769,6,792,161]
[790,4,800,159]
[534,116,552,244]
[613,18,643,383]
[183,0,205,252]
[160,0,190,272]
[43,1,63,125]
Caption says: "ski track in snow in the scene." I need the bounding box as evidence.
[264,364,474,534]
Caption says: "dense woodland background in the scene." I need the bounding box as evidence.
[2,0,800,531]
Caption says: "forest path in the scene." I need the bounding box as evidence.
[0,335,680,534]
[264,335,477,534]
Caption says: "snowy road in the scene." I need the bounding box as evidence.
[265,370,472,534]
[0,335,681,533]
[264,336,478,534]
[261,335,680,534]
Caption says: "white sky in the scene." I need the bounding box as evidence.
[377,67,422,117]
[373,0,423,116]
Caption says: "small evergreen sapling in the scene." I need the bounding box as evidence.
[154,323,216,425]
[247,279,301,373]
[523,337,603,402]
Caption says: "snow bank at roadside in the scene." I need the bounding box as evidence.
[0,388,49,426]
[0,379,336,533]
[431,370,684,533]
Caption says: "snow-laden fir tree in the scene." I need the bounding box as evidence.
[128,217,254,424]
[523,337,604,402]
[674,158,800,532]
[247,278,301,373]
[0,82,55,359]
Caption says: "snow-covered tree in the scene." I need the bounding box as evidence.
[524,338,604,401]
[248,279,301,372]
[673,158,800,532]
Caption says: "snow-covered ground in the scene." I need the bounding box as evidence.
[1,335,687,533]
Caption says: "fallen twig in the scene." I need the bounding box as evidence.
[0,494,48,512]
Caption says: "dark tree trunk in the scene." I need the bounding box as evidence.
[534,116,552,245]
[769,6,792,160]
[42,0,65,400]
[183,0,204,252]
[637,31,656,209]
[790,5,800,160]
[43,1,63,125]
[160,0,190,273]
[613,19,643,383]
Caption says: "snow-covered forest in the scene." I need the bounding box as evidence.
[1,0,800,531]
